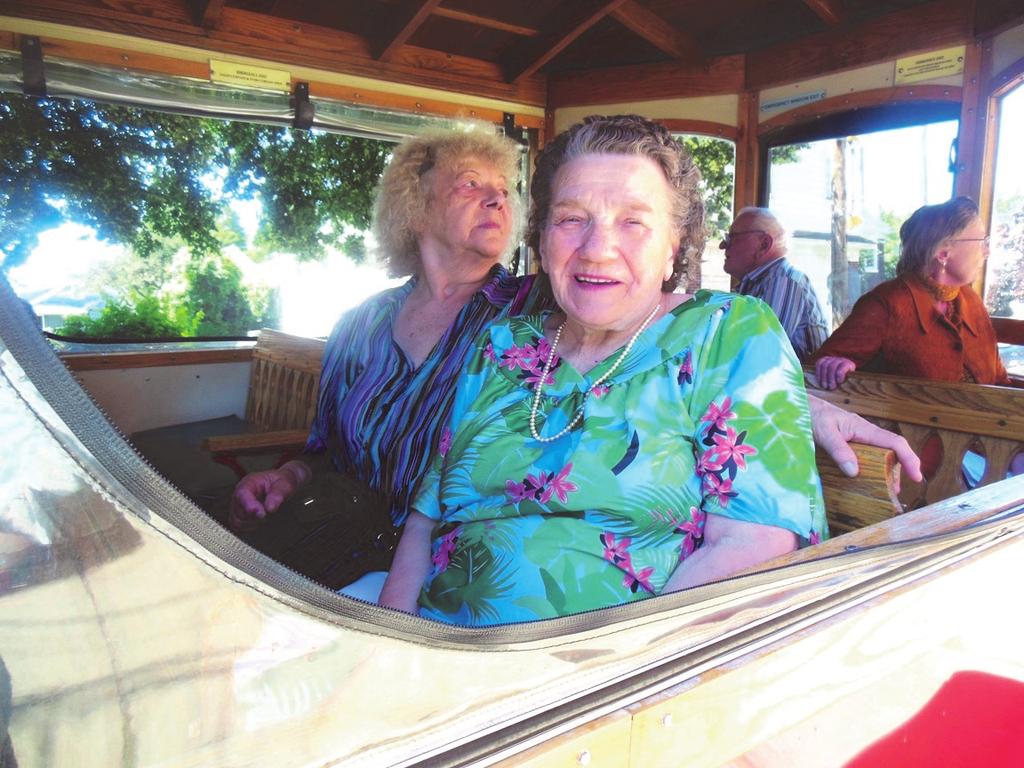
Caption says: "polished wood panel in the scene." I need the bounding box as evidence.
[817,443,902,535]
[60,347,252,371]
[547,54,744,107]
[993,317,1024,346]
[807,371,1024,508]
[754,474,1024,567]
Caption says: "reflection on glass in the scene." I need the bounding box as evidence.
[767,121,958,329]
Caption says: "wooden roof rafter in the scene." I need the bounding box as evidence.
[191,0,226,29]
[503,0,632,84]
[431,7,538,37]
[802,0,843,26]
[610,0,704,64]
[374,0,443,62]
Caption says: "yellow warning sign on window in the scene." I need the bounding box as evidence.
[210,60,291,92]
[894,46,965,85]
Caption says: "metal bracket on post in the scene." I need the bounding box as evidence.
[21,36,46,97]
[502,112,528,146]
[292,82,314,129]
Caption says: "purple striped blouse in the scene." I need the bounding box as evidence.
[306,265,542,525]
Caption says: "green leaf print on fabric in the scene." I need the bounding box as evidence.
[540,568,567,614]
[742,390,818,492]
[424,539,516,623]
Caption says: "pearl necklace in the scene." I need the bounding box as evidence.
[529,304,660,443]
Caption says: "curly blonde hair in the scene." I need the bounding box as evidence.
[373,127,524,277]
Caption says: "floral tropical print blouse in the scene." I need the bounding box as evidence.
[413,291,828,626]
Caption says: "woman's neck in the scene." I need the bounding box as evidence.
[415,242,499,303]
[550,300,665,373]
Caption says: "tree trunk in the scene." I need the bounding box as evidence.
[830,138,849,325]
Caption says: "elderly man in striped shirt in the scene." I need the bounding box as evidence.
[720,207,829,362]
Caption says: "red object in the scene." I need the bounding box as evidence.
[847,671,1024,767]
[813,273,1010,385]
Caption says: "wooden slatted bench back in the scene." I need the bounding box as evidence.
[245,329,326,433]
[806,370,1024,510]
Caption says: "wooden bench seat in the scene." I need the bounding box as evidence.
[202,328,326,475]
[806,369,1024,511]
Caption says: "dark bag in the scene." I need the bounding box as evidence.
[239,471,398,590]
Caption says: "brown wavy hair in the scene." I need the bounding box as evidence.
[528,114,706,291]
[896,196,979,277]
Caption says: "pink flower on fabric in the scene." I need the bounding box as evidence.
[701,397,736,431]
[600,532,632,566]
[809,530,821,545]
[505,479,531,503]
[696,449,724,476]
[623,566,654,594]
[438,426,452,457]
[534,336,555,366]
[677,350,693,386]
[483,342,497,363]
[703,473,735,507]
[500,343,534,371]
[540,463,577,504]
[710,426,758,470]
[591,384,610,398]
[432,526,461,571]
[522,366,556,388]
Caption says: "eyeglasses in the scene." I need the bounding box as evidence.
[949,236,990,248]
[720,229,765,248]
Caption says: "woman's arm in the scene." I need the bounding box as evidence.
[378,511,435,614]
[662,513,797,593]
[812,292,889,376]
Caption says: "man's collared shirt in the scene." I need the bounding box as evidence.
[737,257,829,361]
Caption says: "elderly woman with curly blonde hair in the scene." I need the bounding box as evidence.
[227,128,539,583]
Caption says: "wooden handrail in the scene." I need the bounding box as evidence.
[992,317,1024,346]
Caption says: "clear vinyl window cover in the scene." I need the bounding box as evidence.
[0,51,529,344]
[0,50,470,138]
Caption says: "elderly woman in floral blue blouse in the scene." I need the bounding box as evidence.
[380,115,827,625]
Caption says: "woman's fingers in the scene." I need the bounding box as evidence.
[815,356,856,389]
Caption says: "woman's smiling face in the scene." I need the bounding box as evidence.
[540,152,678,335]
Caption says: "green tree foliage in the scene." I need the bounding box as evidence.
[680,135,735,241]
[57,292,200,339]
[986,196,1024,317]
[0,93,391,271]
[181,254,277,335]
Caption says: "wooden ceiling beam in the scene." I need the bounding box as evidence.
[548,54,745,107]
[801,0,843,26]
[503,0,631,84]
[374,0,442,62]
[746,0,971,90]
[0,2,546,105]
[610,0,703,64]
[431,7,538,36]
[193,0,226,29]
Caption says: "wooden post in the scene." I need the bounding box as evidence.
[954,36,987,202]
[733,89,760,216]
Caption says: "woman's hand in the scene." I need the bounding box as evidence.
[807,394,923,487]
[228,460,311,531]
[814,355,857,389]
[378,511,435,615]
[662,513,797,593]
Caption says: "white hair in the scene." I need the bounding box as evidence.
[736,206,788,254]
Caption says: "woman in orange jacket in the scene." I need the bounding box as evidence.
[814,197,1009,389]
